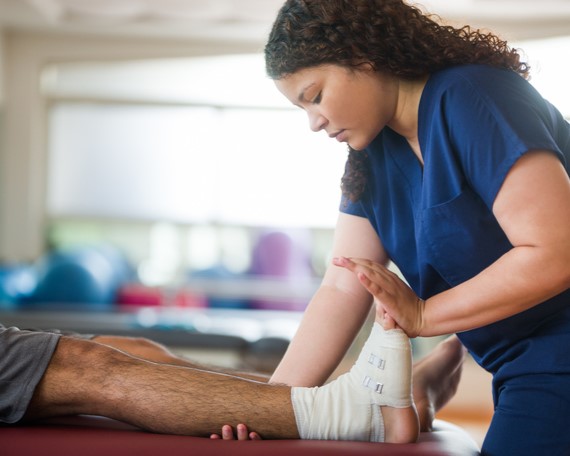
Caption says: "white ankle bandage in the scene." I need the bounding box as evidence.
[291,323,412,442]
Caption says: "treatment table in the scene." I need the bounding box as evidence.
[2,415,480,455]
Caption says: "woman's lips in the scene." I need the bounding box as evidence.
[330,130,347,142]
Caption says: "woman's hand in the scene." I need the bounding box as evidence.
[210,424,261,440]
[333,256,425,337]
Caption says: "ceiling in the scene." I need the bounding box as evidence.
[1,0,570,44]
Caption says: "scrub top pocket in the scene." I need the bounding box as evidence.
[422,188,512,287]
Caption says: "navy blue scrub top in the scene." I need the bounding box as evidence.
[341,65,570,380]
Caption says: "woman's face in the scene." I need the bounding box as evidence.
[274,64,399,151]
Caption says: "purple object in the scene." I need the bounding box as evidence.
[249,230,313,311]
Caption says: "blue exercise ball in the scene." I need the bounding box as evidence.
[24,245,132,308]
[0,264,37,309]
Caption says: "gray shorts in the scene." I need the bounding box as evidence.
[0,324,94,424]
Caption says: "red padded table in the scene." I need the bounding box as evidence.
[2,416,480,455]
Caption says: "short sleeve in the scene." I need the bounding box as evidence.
[339,194,367,217]
[441,68,567,209]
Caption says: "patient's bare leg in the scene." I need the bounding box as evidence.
[25,337,298,438]
[25,323,416,441]
[96,314,419,442]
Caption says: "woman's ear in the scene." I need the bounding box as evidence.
[356,61,376,72]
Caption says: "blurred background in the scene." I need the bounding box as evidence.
[0,0,569,445]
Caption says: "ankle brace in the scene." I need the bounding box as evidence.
[291,323,412,442]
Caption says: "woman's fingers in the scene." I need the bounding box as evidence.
[333,256,424,336]
[334,257,396,284]
[223,424,235,440]
[334,256,397,296]
[210,424,262,440]
[333,256,384,274]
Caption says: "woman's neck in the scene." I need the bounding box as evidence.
[388,76,429,165]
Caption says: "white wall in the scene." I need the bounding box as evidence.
[0,31,4,105]
[0,30,6,259]
[0,31,260,263]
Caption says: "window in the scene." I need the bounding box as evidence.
[516,35,570,117]
[44,54,347,229]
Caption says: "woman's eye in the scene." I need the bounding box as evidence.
[312,92,322,104]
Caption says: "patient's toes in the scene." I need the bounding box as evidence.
[381,313,397,330]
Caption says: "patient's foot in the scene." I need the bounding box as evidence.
[290,314,419,443]
[412,335,467,431]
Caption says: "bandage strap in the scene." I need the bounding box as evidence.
[355,323,413,408]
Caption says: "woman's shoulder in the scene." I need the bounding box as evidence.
[427,64,522,94]
[422,64,538,115]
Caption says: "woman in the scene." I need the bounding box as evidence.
[260,0,570,454]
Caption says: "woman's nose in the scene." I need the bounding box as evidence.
[308,111,327,132]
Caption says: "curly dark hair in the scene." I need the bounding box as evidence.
[264,0,530,202]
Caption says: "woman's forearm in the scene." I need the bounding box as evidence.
[422,243,570,337]
[270,283,372,386]
[270,212,388,386]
